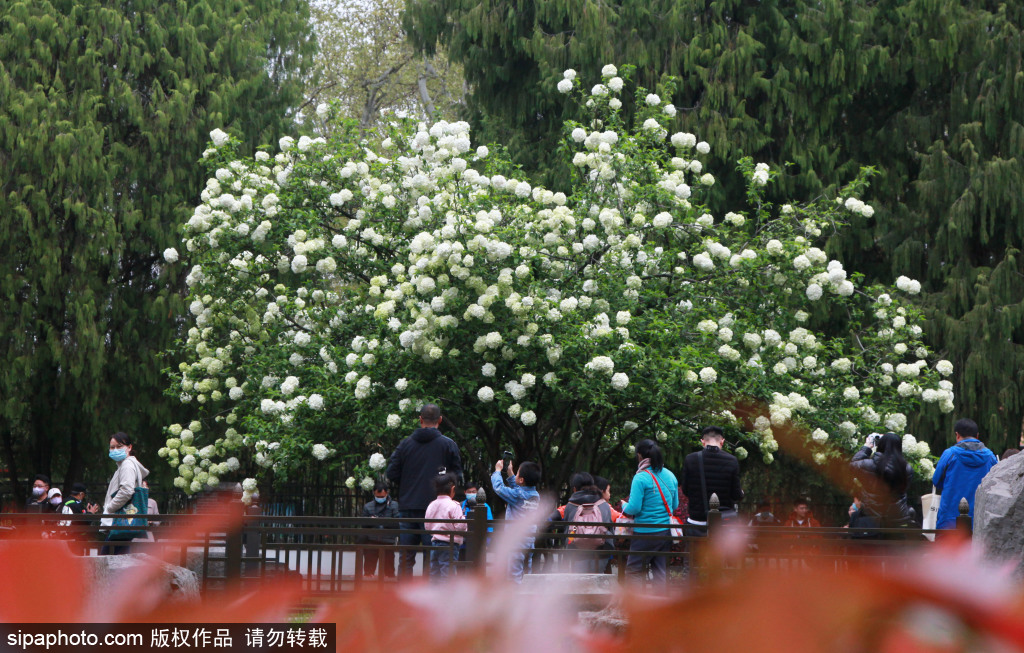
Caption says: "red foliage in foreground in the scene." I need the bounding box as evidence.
[2,507,1023,653]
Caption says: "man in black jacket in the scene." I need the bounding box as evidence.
[386,403,463,577]
[681,426,743,535]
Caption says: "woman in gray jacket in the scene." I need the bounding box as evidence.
[102,431,149,554]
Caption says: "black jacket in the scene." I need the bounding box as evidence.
[385,427,463,510]
[360,497,401,543]
[681,446,743,522]
[850,447,914,525]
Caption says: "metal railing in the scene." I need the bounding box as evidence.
[0,497,973,594]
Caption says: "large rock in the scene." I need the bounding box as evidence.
[973,453,1024,575]
[82,553,200,601]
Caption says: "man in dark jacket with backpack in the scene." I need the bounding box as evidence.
[386,403,463,577]
[681,426,743,535]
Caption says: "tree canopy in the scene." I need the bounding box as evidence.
[0,0,314,493]
[163,67,949,498]
[404,0,1024,451]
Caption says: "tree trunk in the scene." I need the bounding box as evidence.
[1,424,21,507]
[417,58,437,121]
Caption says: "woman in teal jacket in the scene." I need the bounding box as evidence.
[621,439,678,584]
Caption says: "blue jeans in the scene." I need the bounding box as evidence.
[398,509,432,576]
[430,539,459,579]
[626,530,671,584]
[509,538,535,583]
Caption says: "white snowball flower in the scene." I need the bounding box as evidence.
[280,376,299,395]
[693,253,714,270]
[608,77,624,92]
[645,93,661,106]
[163,248,179,263]
[563,69,577,80]
[345,477,356,489]
[699,367,717,383]
[242,478,258,492]
[696,141,710,154]
[477,386,495,402]
[936,360,953,376]
[316,102,328,117]
[360,477,375,492]
[557,79,573,93]
[601,64,618,76]
[806,283,823,301]
[369,452,387,470]
[585,356,615,375]
[312,444,330,460]
[307,394,324,410]
[521,410,537,426]
[386,414,402,429]
[209,128,229,146]
[811,429,829,444]
[611,372,629,390]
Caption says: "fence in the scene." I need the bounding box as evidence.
[0,495,973,595]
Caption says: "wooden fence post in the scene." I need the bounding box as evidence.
[225,523,243,581]
[956,497,972,535]
[466,507,488,573]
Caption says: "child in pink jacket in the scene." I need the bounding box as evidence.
[425,471,466,579]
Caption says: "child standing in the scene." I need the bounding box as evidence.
[490,459,541,583]
[424,472,466,579]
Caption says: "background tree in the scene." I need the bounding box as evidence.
[162,67,948,501]
[404,0,1024,452]
[303,0,464,132]
[0,0,314,498]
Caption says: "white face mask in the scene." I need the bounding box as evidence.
[50,497,62,505]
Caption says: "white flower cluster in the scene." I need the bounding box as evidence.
[166,66,949,488]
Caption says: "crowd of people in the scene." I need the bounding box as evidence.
[376,404,746,583]
[21,431,156,553]
[19,405,1007,578]
[369,406,1008,582]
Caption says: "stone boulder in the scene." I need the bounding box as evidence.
[82,553,200,601]
[973,452,1024,575]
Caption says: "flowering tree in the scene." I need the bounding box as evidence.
[162,66,953,499]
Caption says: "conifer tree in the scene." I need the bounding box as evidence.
[0,0,314,495]
[406,0,1024,451]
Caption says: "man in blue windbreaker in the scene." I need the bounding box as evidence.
[933,418,998,529]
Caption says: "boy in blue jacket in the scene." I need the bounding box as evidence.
[491,459,541,582]
[933,418,998,529]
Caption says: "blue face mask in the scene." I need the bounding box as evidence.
[109,448,128,462]
[374,496,387,504]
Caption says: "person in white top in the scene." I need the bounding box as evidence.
[101,431,149,554]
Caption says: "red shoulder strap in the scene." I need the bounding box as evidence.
[645,470,674,518]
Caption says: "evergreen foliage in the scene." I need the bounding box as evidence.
[405,0,1024,451]
[0,0,314,494]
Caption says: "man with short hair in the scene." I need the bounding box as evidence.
[784,498,820,527]
[933,418,998,529]
[360,480,400,578]
[25,474,51,513]
[681,426,743,535]
[386,403,463,577]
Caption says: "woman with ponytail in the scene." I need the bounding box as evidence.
[850,433,915,533]
[620,438,678,585]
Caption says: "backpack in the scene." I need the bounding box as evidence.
[565,501,610,550]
